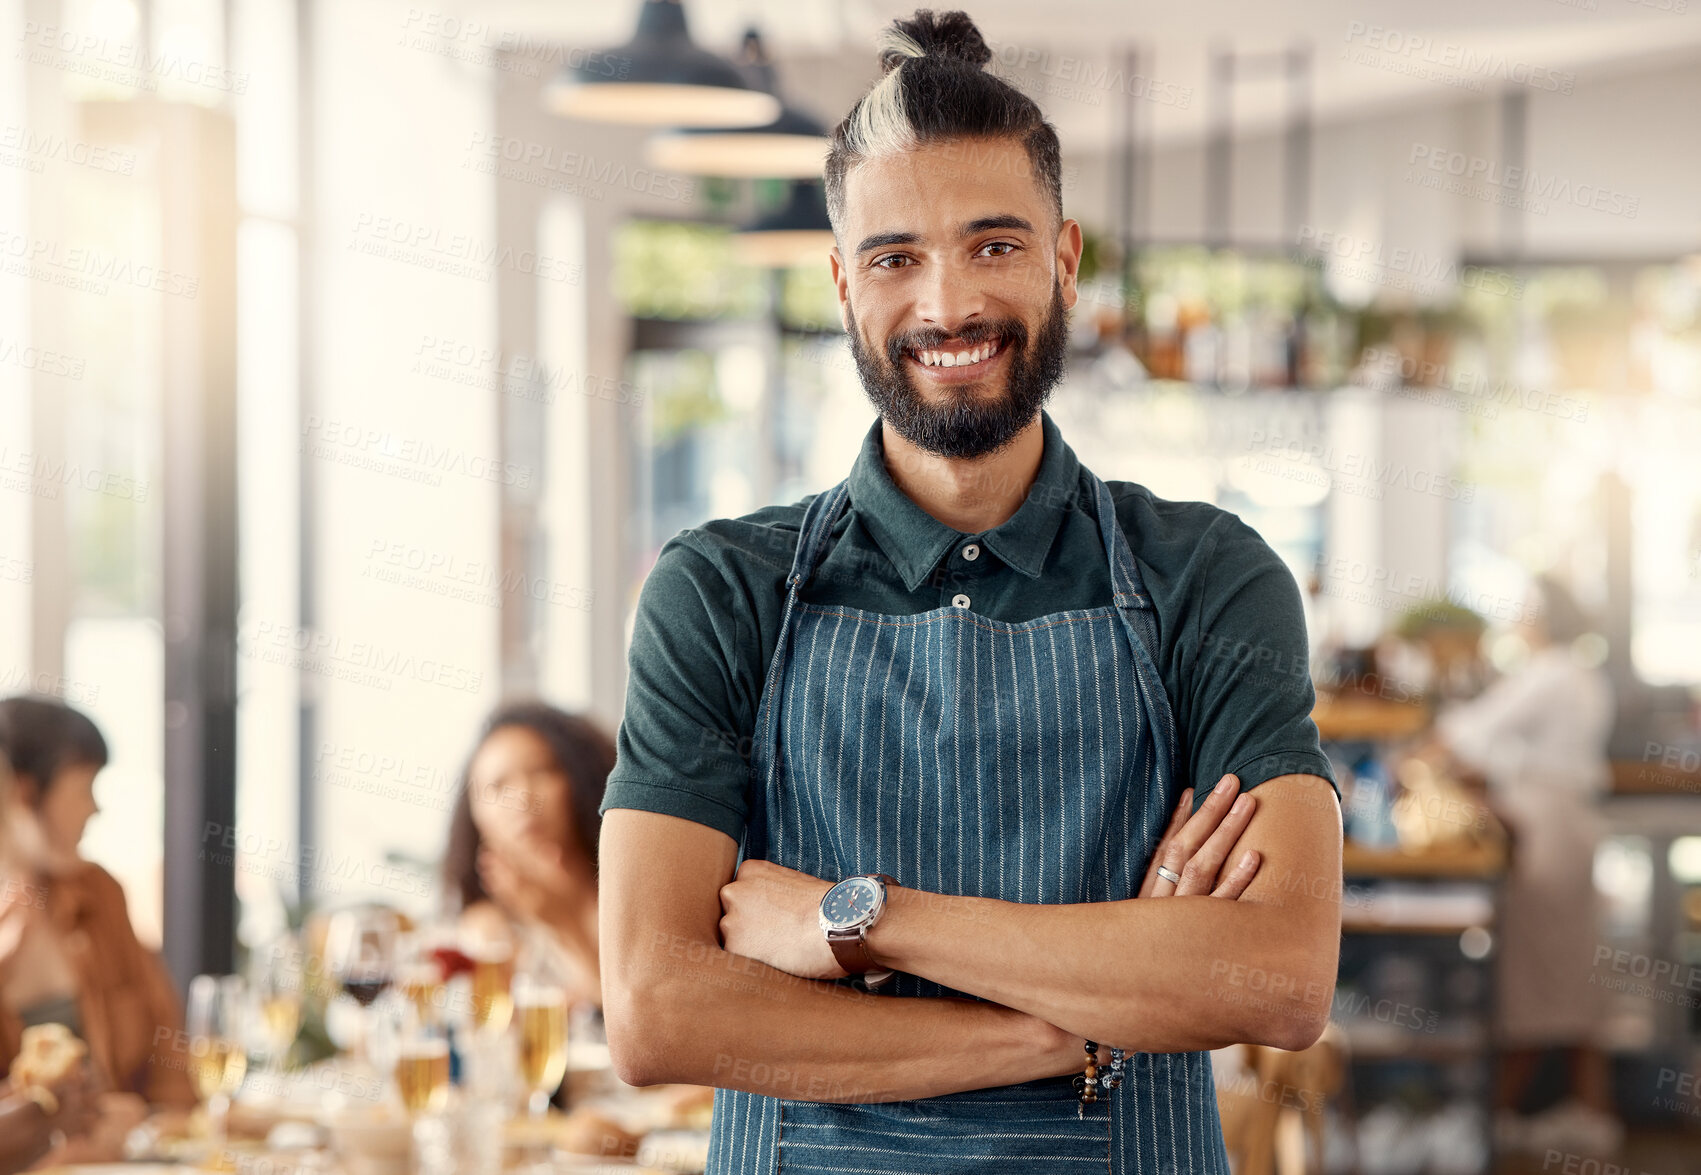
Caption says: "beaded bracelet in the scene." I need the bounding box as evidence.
[1071,1040,1126,1117]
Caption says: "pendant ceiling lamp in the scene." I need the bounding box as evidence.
[545,0,781,128]
[646,28,830,178]
[734,180,836,269]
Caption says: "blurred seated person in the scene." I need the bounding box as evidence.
[0,696,195,1110]
[442,702,615,1010]
[0,1050,103,1172]
[1415,576,1618,1154]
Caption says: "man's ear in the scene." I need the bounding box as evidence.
[829,246,850,332]
[1055,217,1084,311]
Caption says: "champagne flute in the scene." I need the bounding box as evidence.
[249,934,304,1070]
[394,1018,455,1175]
[394,1033,451,1115]
[187,974,249,1150]
[513,971,569,1120]
[466,942,514,1036]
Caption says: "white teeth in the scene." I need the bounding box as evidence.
[914,341,997,367]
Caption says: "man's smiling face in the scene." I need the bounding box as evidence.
[829,135,1083,459]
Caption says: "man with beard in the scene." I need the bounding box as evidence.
[598,10,1342,1173]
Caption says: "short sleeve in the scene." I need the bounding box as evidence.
[600,536,759,845]
[1179,517,1339,813]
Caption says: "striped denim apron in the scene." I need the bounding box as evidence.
[706,472,1232,1175]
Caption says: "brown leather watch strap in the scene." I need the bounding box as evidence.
[828,874,899,977]
[829,932,879,976]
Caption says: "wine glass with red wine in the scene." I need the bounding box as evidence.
[324,906,402,1065]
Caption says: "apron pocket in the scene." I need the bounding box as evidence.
[776,1078,1110,1175]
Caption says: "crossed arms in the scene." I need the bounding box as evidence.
[599,772,1341,1103]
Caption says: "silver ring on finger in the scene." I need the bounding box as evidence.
[1155,865,1181,885]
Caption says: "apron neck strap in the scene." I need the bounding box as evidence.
[1089,476,1154,612]
[786,480,852,594]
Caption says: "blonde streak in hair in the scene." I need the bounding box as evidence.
[846,64,917,159]
[876,25,927,63]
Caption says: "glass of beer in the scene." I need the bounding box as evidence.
[187,974,250,1147]
[513,972,569,1120]
[394,1035,451,1116]
[466,943,514,1036]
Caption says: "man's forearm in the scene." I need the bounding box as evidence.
[864,775,1343,1053]
[865,888,1335,1052]
[608,936,1081,1102]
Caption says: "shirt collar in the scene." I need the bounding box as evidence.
[845,411,1081,592]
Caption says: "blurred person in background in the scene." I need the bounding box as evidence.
[0,1069,100,1174]
[442,701,615,1010]
[0,702,174,1166]
[0,696,195,1113]
[1423,575,1618,1153]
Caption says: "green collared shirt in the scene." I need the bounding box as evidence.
[602,411,1337,844]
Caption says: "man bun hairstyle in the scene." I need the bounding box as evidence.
[877,9,992,71]
[825,9,1062,237]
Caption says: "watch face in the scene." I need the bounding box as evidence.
[821,876,881,930]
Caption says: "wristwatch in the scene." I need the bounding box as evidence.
[819,873,899,990]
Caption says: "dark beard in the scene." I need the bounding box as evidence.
[845,283,1069,460]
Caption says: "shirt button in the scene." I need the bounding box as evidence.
[961,543,981,562]
[952,594,971,609]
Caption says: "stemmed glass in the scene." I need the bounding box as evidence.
[186,974,249,1153]
[466,941,514,1037]
[512,948,570,1121]
[323,906,401,1069]
[248,933,304,1073]
[394,1030,451,1115]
